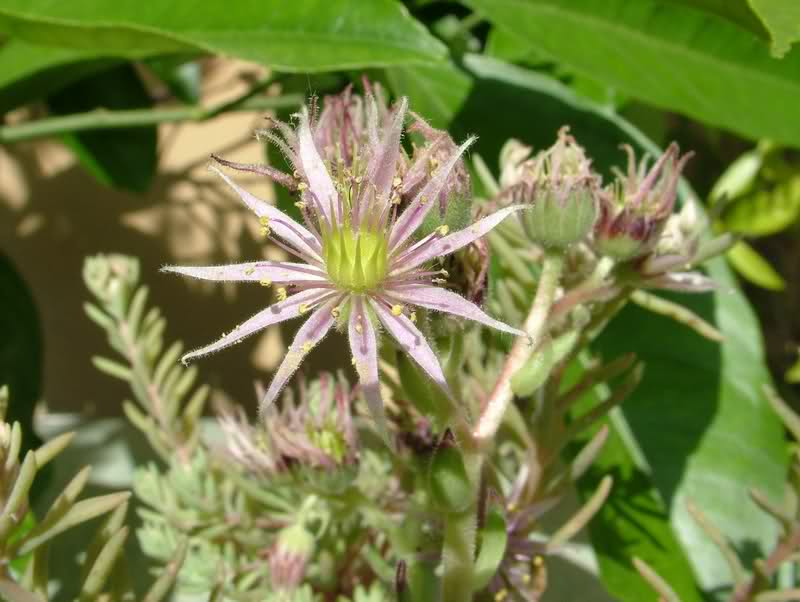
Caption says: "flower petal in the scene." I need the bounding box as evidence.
[182,288,335,364]
[162,261,329,285]
[388,136,476,252]
[369,297,452,398]
[258,294,344,417]
[210,164,323,262]
[386,284,525,337]
[348,295,391,447]
[367,97,407,207]
[298,109,339,224]
[211,154,297,192]
[391,205,525,274]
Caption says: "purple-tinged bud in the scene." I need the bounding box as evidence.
[593,143,693,261]
[512,128,600,249]
[217,373,358,480]
[269,523,314,590]
[313,81,392,175]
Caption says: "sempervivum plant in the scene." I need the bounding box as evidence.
[164,89,524,435]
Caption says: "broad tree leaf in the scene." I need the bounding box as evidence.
[0,39,117,114]
[463,0,800,147]
[664,0,768,39]
[747,0,800,58]
[0,0,447,72]
[385,62,473,128]
[47,64,157,193]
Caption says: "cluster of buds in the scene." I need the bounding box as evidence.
[495,130,731,296]
[217,372,358,478]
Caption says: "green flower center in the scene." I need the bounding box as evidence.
[322,225,388,292]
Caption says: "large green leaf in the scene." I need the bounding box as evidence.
[385,62,473,128]
[0,0,447,71]
[386,53,788,595]
[747,0,800,57]
[0,39,117,113]
[47,64,157,192]
[463,0,800,147]
[665,0,768,39]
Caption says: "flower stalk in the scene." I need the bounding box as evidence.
[474,249,565,444]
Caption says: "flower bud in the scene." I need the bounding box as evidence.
[269,523,314,590]
[513,128,600,249]
[403,114,472,235]
[593,143,692,261]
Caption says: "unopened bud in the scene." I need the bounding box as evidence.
[269,524,314,590]
[514,128,600,249]
[593,143,692,261]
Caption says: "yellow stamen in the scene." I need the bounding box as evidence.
[410,311,417,323]
[259,279,272,287]
[495,589,508,602]
[298,303,310,315]
[297,182,308,191]
[392,176,402,188]
[437,225,449,236]
[391,304,404,316]
[302,342,313,353]
[245,267,255,276]
[331,306,341,318]
[294,201,308,210]
[277,287,287,301]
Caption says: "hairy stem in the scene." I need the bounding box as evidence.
[474,249,564,443]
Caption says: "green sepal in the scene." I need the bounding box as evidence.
[428,430,472,514]
[473,500,508,592]
[511,329,579,396]
[417,192,473,239]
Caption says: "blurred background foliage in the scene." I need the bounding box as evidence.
[0,0,798,600]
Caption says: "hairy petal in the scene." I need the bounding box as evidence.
[210,164,322,261]
[162,261,328,285]
[298,109,339,225]
[368,97,408,206]
[389,136,476,252]
[182,288,335,364]
[211,154,297,192]
[259,294,344,418]
[348,295,391,447]
[391,205,525,274]
[386,284,525,337]
[369,297,451,398]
